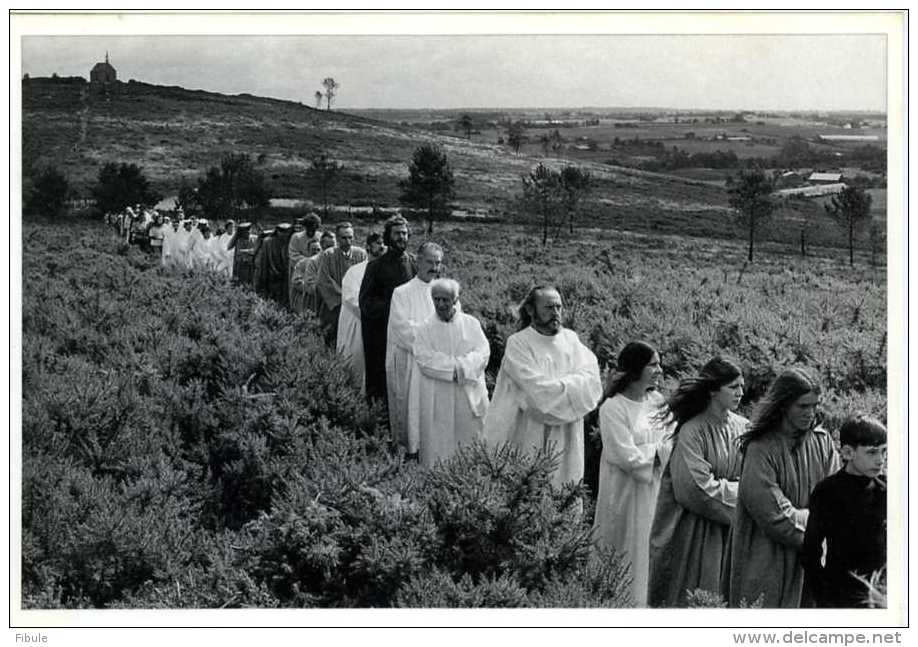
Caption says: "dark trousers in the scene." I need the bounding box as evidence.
[362,319,388,402]
[318,301,340,347]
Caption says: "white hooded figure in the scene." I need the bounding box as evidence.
[215,221,235,278]
[173,220,194,270]
[186,220,208,271]
[408,279,490,468]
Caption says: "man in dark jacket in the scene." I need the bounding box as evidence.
[358,215,416,404]
[264,223,294,308]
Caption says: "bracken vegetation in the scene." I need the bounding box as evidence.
[22,221,640,609]
[21,217,886,608]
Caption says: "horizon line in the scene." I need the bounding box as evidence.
[23,75,888,116]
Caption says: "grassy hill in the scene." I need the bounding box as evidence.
[23,76,848,248]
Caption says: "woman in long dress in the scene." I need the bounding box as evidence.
[647,357,747,607]
[592,341,672,607]
[726,367,839,608]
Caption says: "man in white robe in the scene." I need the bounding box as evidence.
[215,220,235,278]
[408,278,490,468]
[173,219,194,271]
[483,286,602,488]
[336,232,385,393]
[189,222,214,271]
[385,241,443,452]
[161,220,176,269]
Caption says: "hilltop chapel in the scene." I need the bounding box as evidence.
[90,52,117,88]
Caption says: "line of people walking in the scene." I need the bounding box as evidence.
[108,208,888,610]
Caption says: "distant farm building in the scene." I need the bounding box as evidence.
[90,52,117,87]
[776,171,806,188]
[726,136,751,142]
[808,172,843,184]
[774,183,847,198]
[818,134,880,142]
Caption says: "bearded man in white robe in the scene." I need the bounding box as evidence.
[385,241,443,452]
[483,285,602,488]
[408,279,490,468]
[336,232,385,393]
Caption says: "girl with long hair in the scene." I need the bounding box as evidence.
[592,341,672,607]
[726,367,839,608]
[647,356,747,607]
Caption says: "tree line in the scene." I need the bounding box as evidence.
[23,144,878,267]
[727,168,877,265]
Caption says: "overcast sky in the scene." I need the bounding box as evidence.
[21,34,887,112]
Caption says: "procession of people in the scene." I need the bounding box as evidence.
[105,207,887,610]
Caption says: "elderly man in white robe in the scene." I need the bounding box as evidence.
[408,278,490,468]
[336,232,385,393]
[385,241,443,453]
[483,285,602,488]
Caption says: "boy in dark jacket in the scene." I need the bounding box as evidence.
[802,415,887,607]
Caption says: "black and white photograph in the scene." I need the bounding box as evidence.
[9,8,908,640]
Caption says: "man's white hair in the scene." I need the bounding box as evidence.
[430,277,460,298]
[417,241,444,257]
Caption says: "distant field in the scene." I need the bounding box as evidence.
[464,120,882,163]
[23,78,884,252]
[664,168,730,186]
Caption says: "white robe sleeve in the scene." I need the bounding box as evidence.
[388,286,420,352]
[454,317,490,384]
[561,338,604,416]
[600,398,655,484]
[341,264,362,316]
[502,331,601,426]
[413,322,458,382]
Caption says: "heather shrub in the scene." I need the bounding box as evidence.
[21,222,390,607]
[238,432,432,607]
[22,453,203,607]
[685,588,764,609]
[420,442,600,592]
[395,569,530,608]
[20,219,887,609]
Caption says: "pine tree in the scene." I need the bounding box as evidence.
[399,144,455,235]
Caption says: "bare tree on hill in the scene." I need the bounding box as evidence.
[322,77,339,111]
[519,163,564,246]
[727,167,776,262]
[458,114,474,139]
[559,166,592,235]
[825,185,873,266]
[507,121,526,155]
